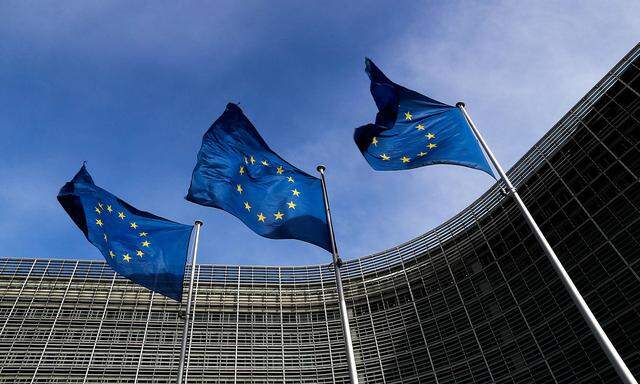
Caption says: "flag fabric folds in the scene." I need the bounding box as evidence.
[354,58,495,178]
[58,165,193,301]
[186,103,332,253]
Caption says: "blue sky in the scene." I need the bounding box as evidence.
[1,1,638,266]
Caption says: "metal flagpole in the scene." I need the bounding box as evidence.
[177,220,203,384]
[317,165,360,384]
[456,102,637,384]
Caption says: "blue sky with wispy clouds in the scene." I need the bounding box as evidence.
[0,1,638,265]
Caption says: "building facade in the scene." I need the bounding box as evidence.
[1,45,640,383]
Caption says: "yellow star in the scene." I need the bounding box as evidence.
[404,111,412,120]
[130,222,138,229]
[109,250,115,258]
[106,205,113,213]
[95,207,101,214]
[372,137,378,146]
[244,156,249,164]
[274,211,284,220]
[236,184,243,193]
[287,201,296,209]
[287,176,294,183]
[428,143,437,149]
[123,253,131,262]
[418,151,427,157]
[139,232,148,237]
[261,160,269,166]
[250,156,256,164]
[401,156,410,163]
[381,153,390,161]
[136,250,144,257]
[257,212,266,222]
[95,218,103,227]
[141,241,151,247]
[118,212,126,219]
[98,202,104,209]
[276,166,284,174]
[244,201,251,211]
[103,233,108,242]
[416,124,425,131]
[239,166,245,175]
[291,189,301,197]
[426,132,435,139]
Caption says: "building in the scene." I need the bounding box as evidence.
[1,44,639,384]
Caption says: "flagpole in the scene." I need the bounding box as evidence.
[317,165,360,384]
[456,102,637,384]
[177,220,203,384]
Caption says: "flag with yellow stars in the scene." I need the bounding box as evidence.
[354,58,495,177]
[58,165,193,301]
[186,103,331,252]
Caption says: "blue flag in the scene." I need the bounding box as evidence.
[354,58,495,177]
[186,103,331,253]
[58,165,193,301]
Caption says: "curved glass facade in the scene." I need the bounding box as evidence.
[1,44,640,383]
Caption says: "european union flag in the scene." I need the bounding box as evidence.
[354,58,495,178]
[58,165,193,301]
[186,103,331,252]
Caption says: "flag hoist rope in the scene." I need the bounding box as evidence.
[317,165,360,384]
[177,220,203,384]
[457,102,637,384]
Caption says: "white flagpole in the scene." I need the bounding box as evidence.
[317,165,360,384]
[177,220,203,384]
[457,102,637,384]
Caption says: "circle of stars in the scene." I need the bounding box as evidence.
[235,156,302,225]
[94,202,152,264]
[372,109,438,163]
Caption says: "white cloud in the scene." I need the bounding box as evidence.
[338,0,640,258]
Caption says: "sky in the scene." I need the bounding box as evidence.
[0,1,639,266]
